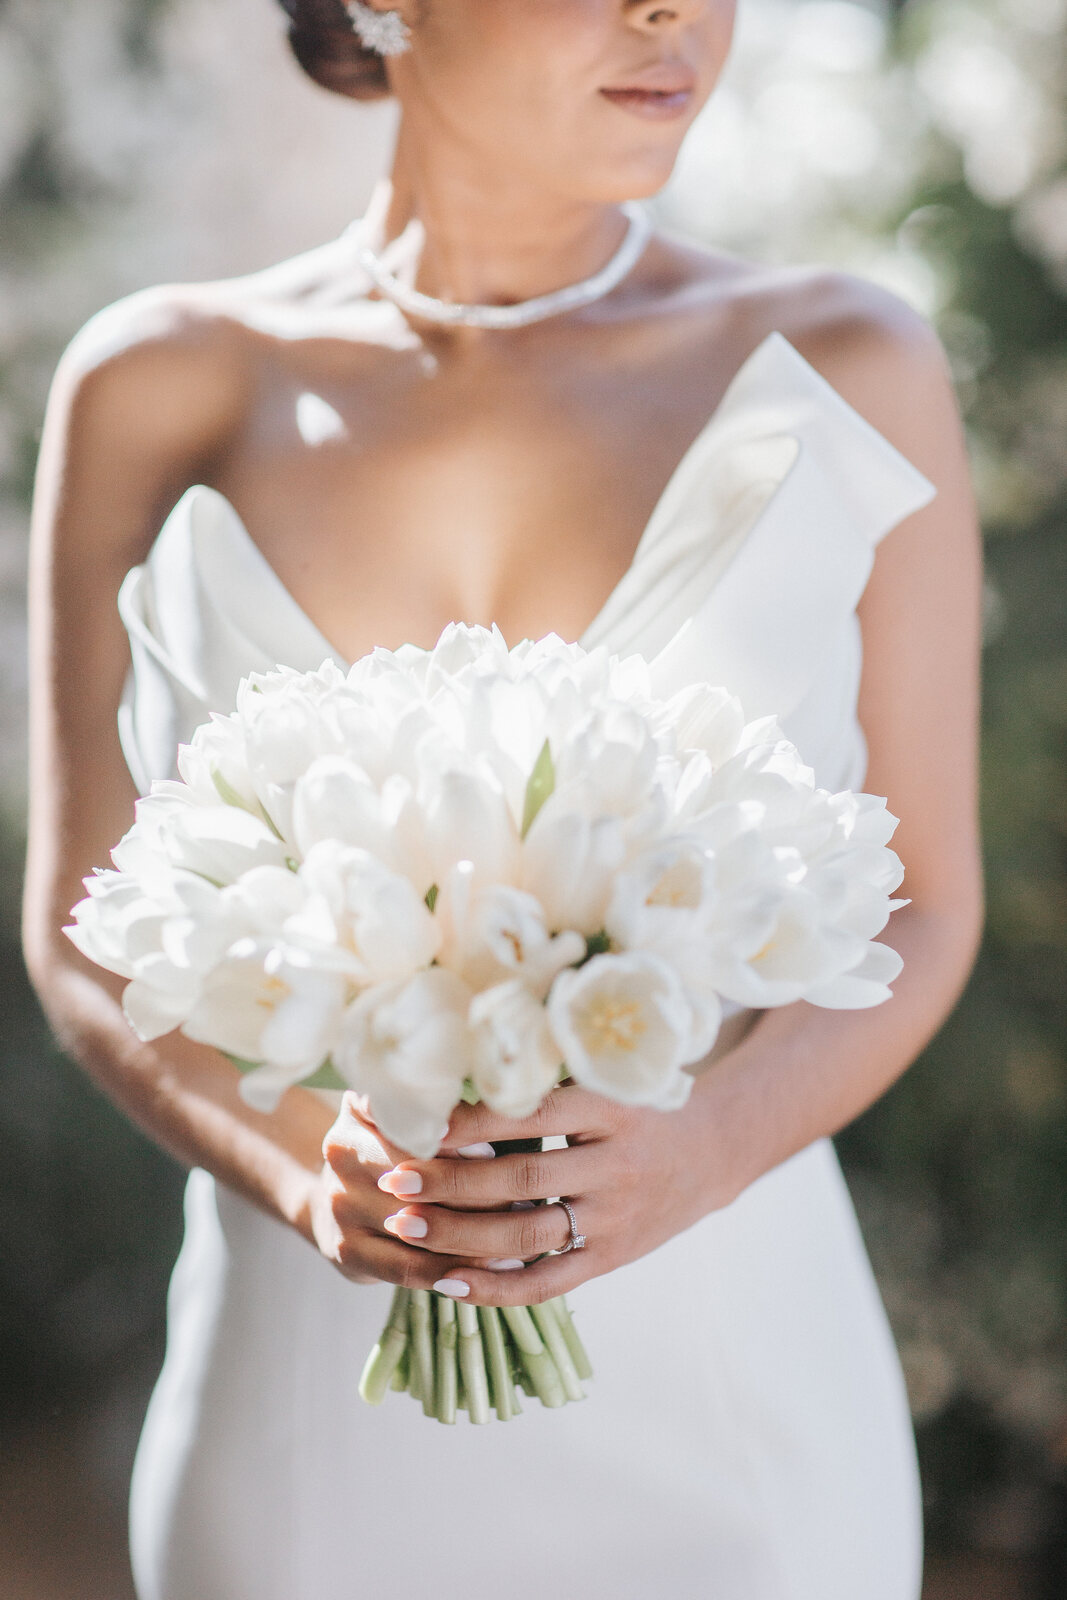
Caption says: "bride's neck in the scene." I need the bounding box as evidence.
[380,141,634,314]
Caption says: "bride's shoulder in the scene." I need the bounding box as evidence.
[47,234,345,448]
[48,234,387,444]
[657,233,950,426]
[49,278,259,467]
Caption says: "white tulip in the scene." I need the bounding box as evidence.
[659,683,746,766]
[115,795,290,886]
[435,867,585,995]
[412,763,521,895]
[550,702,661,820]
[468,981,563,1118]
[291,756,391,860]
[235,661,354,839]
[333,969,473,1158]
[98,863,347,1046]
[297,840,441,985]
[804,939,904,1008]
[177,713,259,814]
[605,838,717,946]
[183,937,348,1111]
[66,870,165,981]
[603,838,738,1015]
[521,809,627,936]
[425,621,510,684]
[547,952,706,1109]
[68,866,227,1040]
[705,882,872,1009]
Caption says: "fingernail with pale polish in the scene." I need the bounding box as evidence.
[457,1142,496,1159]
[385,1213,428,1240]
[433,1278,471,1298]
[378,1169,422,1196]
[487,1258,525,1271]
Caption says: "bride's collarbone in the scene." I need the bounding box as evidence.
[200,274,784,648]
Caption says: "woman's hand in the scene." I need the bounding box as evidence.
[311,1092,569,1291]
[325,1076,739,1307]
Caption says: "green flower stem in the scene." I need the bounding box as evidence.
[456,1302,492,1424]
[501,1305,566,1409]
[434,1294,458,1425]
[358,1286,411,1406]
[391,1342,411,1393]
[357,1124,597,1422]
[504,1323,537,1397]
[550,1296,594,1382]
[478,1306,516,1421]
[531,1302,585,1403]
[410,1290,436,1418]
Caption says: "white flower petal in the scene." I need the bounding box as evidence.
[469,981,562,1118]
[521,811,626,935]
[333,969,473,1157]
[803,941,904,1009]
[547,952,698,1109]
[122,973,199,1041]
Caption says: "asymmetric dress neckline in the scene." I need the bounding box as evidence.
[116,329,935,800]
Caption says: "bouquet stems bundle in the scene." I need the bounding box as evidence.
[360,1285,592,1424]
[361,1134,593,1424]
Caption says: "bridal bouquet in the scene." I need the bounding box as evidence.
[67,624,907,1424]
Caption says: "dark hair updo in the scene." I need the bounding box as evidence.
[277,0,393,100]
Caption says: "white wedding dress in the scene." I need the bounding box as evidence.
[118,328,935,1600]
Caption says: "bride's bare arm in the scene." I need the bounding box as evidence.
[340,296,985,1308]
[21,298,402,1267]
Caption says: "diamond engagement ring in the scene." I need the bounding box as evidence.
[555,1199,586,1254]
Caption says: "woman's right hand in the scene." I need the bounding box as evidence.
[311,1092,496,1288]
[310,1093,402,1284]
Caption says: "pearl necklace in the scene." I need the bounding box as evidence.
[344,178,653,330]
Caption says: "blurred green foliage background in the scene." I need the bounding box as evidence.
[1,0,1065,1589]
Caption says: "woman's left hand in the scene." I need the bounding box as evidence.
[345,1077,742,1306]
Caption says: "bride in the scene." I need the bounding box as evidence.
[24,2,983,1596]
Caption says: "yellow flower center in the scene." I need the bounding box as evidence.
[647,861,700,909]
[579,996,647,1054]
[256,973,290,1011]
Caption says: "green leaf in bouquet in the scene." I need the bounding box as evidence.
[425,883,439,913]
[224,1054,347,1093]
[300,1058,348,1092]
[225,1053,261,1077]
[521,738,555,838]
[210,768,253,812]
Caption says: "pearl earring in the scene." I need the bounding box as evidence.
[345,1,412,56]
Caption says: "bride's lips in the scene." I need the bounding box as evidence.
[599,65,697,121]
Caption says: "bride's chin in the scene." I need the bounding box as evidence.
[591,157,686,204]
[596,140,696,200]
[559,144,688,204]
